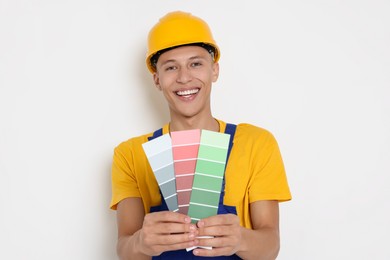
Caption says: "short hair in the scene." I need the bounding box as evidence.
[150,43,216,71]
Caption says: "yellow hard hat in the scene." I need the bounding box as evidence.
[146,11,220,73]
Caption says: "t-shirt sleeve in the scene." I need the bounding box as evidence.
[110,142,141,210]
[249,132,292,203]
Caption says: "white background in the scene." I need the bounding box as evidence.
[0,1,389,259]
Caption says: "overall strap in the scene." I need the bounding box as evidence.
[224,123,237,163]
[148,128,163,141]
[217,123,237,215]
[147,127,169,213]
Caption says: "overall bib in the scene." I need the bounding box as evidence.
[148,124,241,259]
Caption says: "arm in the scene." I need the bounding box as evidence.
[116,197,149,260]
[193,200,280,260]
[116,197,198,260]
[237,200,280,259]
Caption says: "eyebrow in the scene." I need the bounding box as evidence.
[159,55,208,67]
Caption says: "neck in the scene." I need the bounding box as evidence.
[169,115,219,132]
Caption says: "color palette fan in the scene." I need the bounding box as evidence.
[142,133,179,212]
[142,129,230,221]
[187,130,230,223]
[171,129,201,215]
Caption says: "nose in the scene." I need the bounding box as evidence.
[176,67,192,84]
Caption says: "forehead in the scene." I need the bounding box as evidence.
[157,45,212,63]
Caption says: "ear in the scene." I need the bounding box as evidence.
[212,62,220,83]
[153,73,162,91]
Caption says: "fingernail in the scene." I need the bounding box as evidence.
[184,217,191,223]
[190,224,196,231]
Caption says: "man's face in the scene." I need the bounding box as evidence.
[153,45,219,120]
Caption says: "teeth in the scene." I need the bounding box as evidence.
[176,89,199,96]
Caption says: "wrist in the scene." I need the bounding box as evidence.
[130,230,143,255]
[237,226,249,254]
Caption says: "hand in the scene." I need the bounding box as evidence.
[135,211,198,256]
[193,214,242,257]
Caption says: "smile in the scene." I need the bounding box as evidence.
[175,88,200,97]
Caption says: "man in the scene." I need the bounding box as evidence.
[110,11,291,260]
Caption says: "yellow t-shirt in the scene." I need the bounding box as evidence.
[110,119,291,229]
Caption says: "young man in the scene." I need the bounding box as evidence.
[110,11,291,260]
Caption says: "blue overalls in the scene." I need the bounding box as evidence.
[148,124,241,259]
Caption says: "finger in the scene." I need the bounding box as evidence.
[196,235,238,249]
[144,221,197,236]
[197,225,235,237]
[145,211,191,224]
[193,246,232,257]
[163,222,198,234]
[151,238,200,255]
[197,214,238,228]
[150,230,198,246]
[142,233,199,256]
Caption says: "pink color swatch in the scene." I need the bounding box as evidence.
[171,129,201,215]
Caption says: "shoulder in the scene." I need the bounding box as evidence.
[236,123,275,141]
[230,122,281,154]
[114,131,154,156]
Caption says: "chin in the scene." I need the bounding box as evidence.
[181,112,199,118]
[173,110,200,119]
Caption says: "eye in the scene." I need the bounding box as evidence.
[165,65,177,71]
[191,61,202,67]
